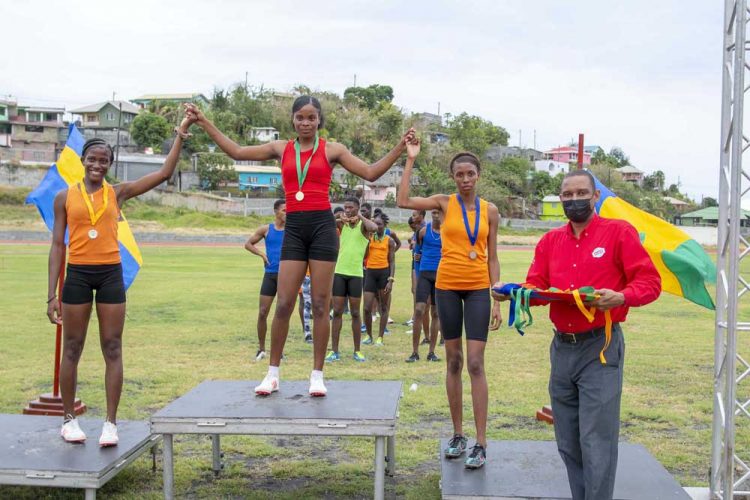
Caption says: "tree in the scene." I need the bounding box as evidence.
[343,84,394,110]
[608,147,630,167]
[531,171,563,198]
[130,113,171,151]
[702,196,718,208]
[384,192,396,208]
[445,112,509,156]
[197,153,237,190]
[642,170,665,192]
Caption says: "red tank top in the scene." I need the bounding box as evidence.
[280,138,333,212]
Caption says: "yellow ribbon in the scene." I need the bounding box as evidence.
[78,181,109,226]
[571,289,613,365]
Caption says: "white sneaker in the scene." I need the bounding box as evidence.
[309,372,327,397]
[60,418,86,443]
[255,350,266,362]
[255,373,279,396]
[99,421,118,447]
[387,316,394,324]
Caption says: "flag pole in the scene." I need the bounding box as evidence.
[52,253,65,397]
[23,247,86,416]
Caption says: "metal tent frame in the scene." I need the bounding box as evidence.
[712,0,750,496]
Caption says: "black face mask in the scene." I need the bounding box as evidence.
[562,198,594,223]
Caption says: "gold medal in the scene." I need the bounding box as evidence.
[295,191,305,202]
[468,250,478,260]
[88,229,98,239]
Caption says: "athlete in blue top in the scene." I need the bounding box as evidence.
[245,200,286,361]
[406,209,442,363]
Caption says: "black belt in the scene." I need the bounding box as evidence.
[554,325,615,344]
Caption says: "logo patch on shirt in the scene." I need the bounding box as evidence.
[592,247,606,258]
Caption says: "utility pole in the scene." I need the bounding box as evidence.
[114,102,123,180]
[112,91,116,101]
[519,129,522,148]
[577,133,584,170]
[437,102,441,116]
[353,74,357,87]
[245,72,248,92]
[533,129,537,150]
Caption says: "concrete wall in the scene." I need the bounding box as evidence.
[679,226,718,246]
[0,163,48,187]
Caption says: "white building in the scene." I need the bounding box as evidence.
[249,127,279,143]
[534,160,569,177]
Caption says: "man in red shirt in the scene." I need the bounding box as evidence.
[503,170,661,500]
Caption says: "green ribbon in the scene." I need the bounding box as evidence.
[510,287,534,335]
[294,133,320,193]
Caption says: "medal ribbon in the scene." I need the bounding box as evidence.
[457,194,480,247]
[79,181,109,225]
[294,133,320,194]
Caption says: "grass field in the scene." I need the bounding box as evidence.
[0,239,743,499]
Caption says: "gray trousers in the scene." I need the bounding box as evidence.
[549,323,624,500]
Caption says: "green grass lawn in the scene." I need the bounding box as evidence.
[0,242,741,499]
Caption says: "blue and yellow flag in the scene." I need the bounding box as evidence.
[26,124,143,288]
[592,171,715,309]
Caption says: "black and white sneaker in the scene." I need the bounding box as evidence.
[405,352,420,363]
[426,352,440,362]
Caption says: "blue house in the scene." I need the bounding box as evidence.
[235,165,282,192]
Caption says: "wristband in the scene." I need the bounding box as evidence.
[387,277,395,282]
[47,296,57,304]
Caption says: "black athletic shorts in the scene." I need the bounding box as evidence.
[435,288,490,342]
[415,270,437,304]
[332,273,363,298]
[62,263,126,305]
[281,210,339,262]
[260,272,278,297]
[364,268,390,293]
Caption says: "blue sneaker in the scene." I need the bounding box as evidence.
[324,351,340,363]
[360,323,367,333]
[465,444,486,469]
[362,336,373,345]
[444,434,468,458]
[353,351,366,362]
[384,327,391,335]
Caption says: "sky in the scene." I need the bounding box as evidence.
[1,0,723,199]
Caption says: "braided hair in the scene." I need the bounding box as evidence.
[82,138,114,163]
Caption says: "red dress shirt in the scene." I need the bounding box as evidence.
[525,215,661,333]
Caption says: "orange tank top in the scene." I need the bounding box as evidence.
[366,234,390,270]
[66,182,121,265]
[436,195,490,290]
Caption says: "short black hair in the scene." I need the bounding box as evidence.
[373,207,383,215]
[562,169,596,191]
[82,138,114,163]
[344,196,360,207]
[333,206,344,214]
[407,216,414,225]
[291,95,325,129]
[449,151,481,174]
[361,202,372,211]
[273,199,285,211]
